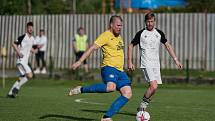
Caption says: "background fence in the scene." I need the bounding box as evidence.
[0,13,214,71]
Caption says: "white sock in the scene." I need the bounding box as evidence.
[17,77,28,89]
[8,81,19,95]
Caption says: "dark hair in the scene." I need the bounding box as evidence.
[27,22,33,27]
[145,12,155,21]
[77,27,84,32]
[40,29,45,32]
[109,15,123,25]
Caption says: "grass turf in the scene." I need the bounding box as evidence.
[0,78,215,121]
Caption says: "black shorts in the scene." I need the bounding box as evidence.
[76,51,87,64]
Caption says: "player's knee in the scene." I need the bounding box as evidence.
[106,84,116,92]
[26,73,33,79]
[150,82,158,91]
[121,86,132,99]
[122,89,132,99]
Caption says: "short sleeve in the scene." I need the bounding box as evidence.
[94,33,108,47]
[15,34,25,45]
[156,29,167,44]
[131,29,144,46]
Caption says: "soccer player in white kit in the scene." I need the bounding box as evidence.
[128,12,183,111]
[7,22,37,98]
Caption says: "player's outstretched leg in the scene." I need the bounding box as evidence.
[68,86,82,96]
[68,83,107,96]
[101,96,129,121]
[101,86,132,121]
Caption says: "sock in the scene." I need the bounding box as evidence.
[81,83,107,93]
[138,96,150,111]
[142,95,150,103]
[103,115,110,118]
[8,81,19,95]
[17,77,28,89]
[105,96,129,117]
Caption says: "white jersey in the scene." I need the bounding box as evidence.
[131,28,167,68]
[35,35,47,51]
[15,33,35,64]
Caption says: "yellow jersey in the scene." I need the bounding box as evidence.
[94,30,124,71]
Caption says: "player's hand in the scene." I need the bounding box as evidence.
[128,62,135,71]
[175,60,183,69]
[33,49,38,53]
[18,52,24,58]
[71,61,81,70]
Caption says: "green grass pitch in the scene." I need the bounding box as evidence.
[0,78,215,121]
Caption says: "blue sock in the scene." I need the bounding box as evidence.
[105,96,129,117]
[81,83,107,93]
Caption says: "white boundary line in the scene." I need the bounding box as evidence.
[74,98,105,105]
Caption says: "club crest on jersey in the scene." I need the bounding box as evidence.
[155,34,159,38]
[117,41,124,50]
[109,74,114,78]
[144,35,147,38]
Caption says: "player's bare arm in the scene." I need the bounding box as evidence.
[31,48,38,53]
[164,41,183,69]
[12,41,23,58]
[128,43,135,71]
[71,43,99,70]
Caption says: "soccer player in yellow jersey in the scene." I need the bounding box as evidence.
[69,15,132,121]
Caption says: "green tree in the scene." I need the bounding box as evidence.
[76,0,102,13]
[45,0,67,14]
[32,0,46,14]
[0,0,27,15]
[186,0,215,12]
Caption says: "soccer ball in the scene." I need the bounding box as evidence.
[136,111,150,121]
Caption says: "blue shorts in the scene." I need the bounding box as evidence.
[101,66,131,90]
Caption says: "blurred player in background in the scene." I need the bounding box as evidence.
[69,15,132,121]
[128,12,183,112]
[7,22,37,98]
[34,29,47,74]
[72,27,89,73]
